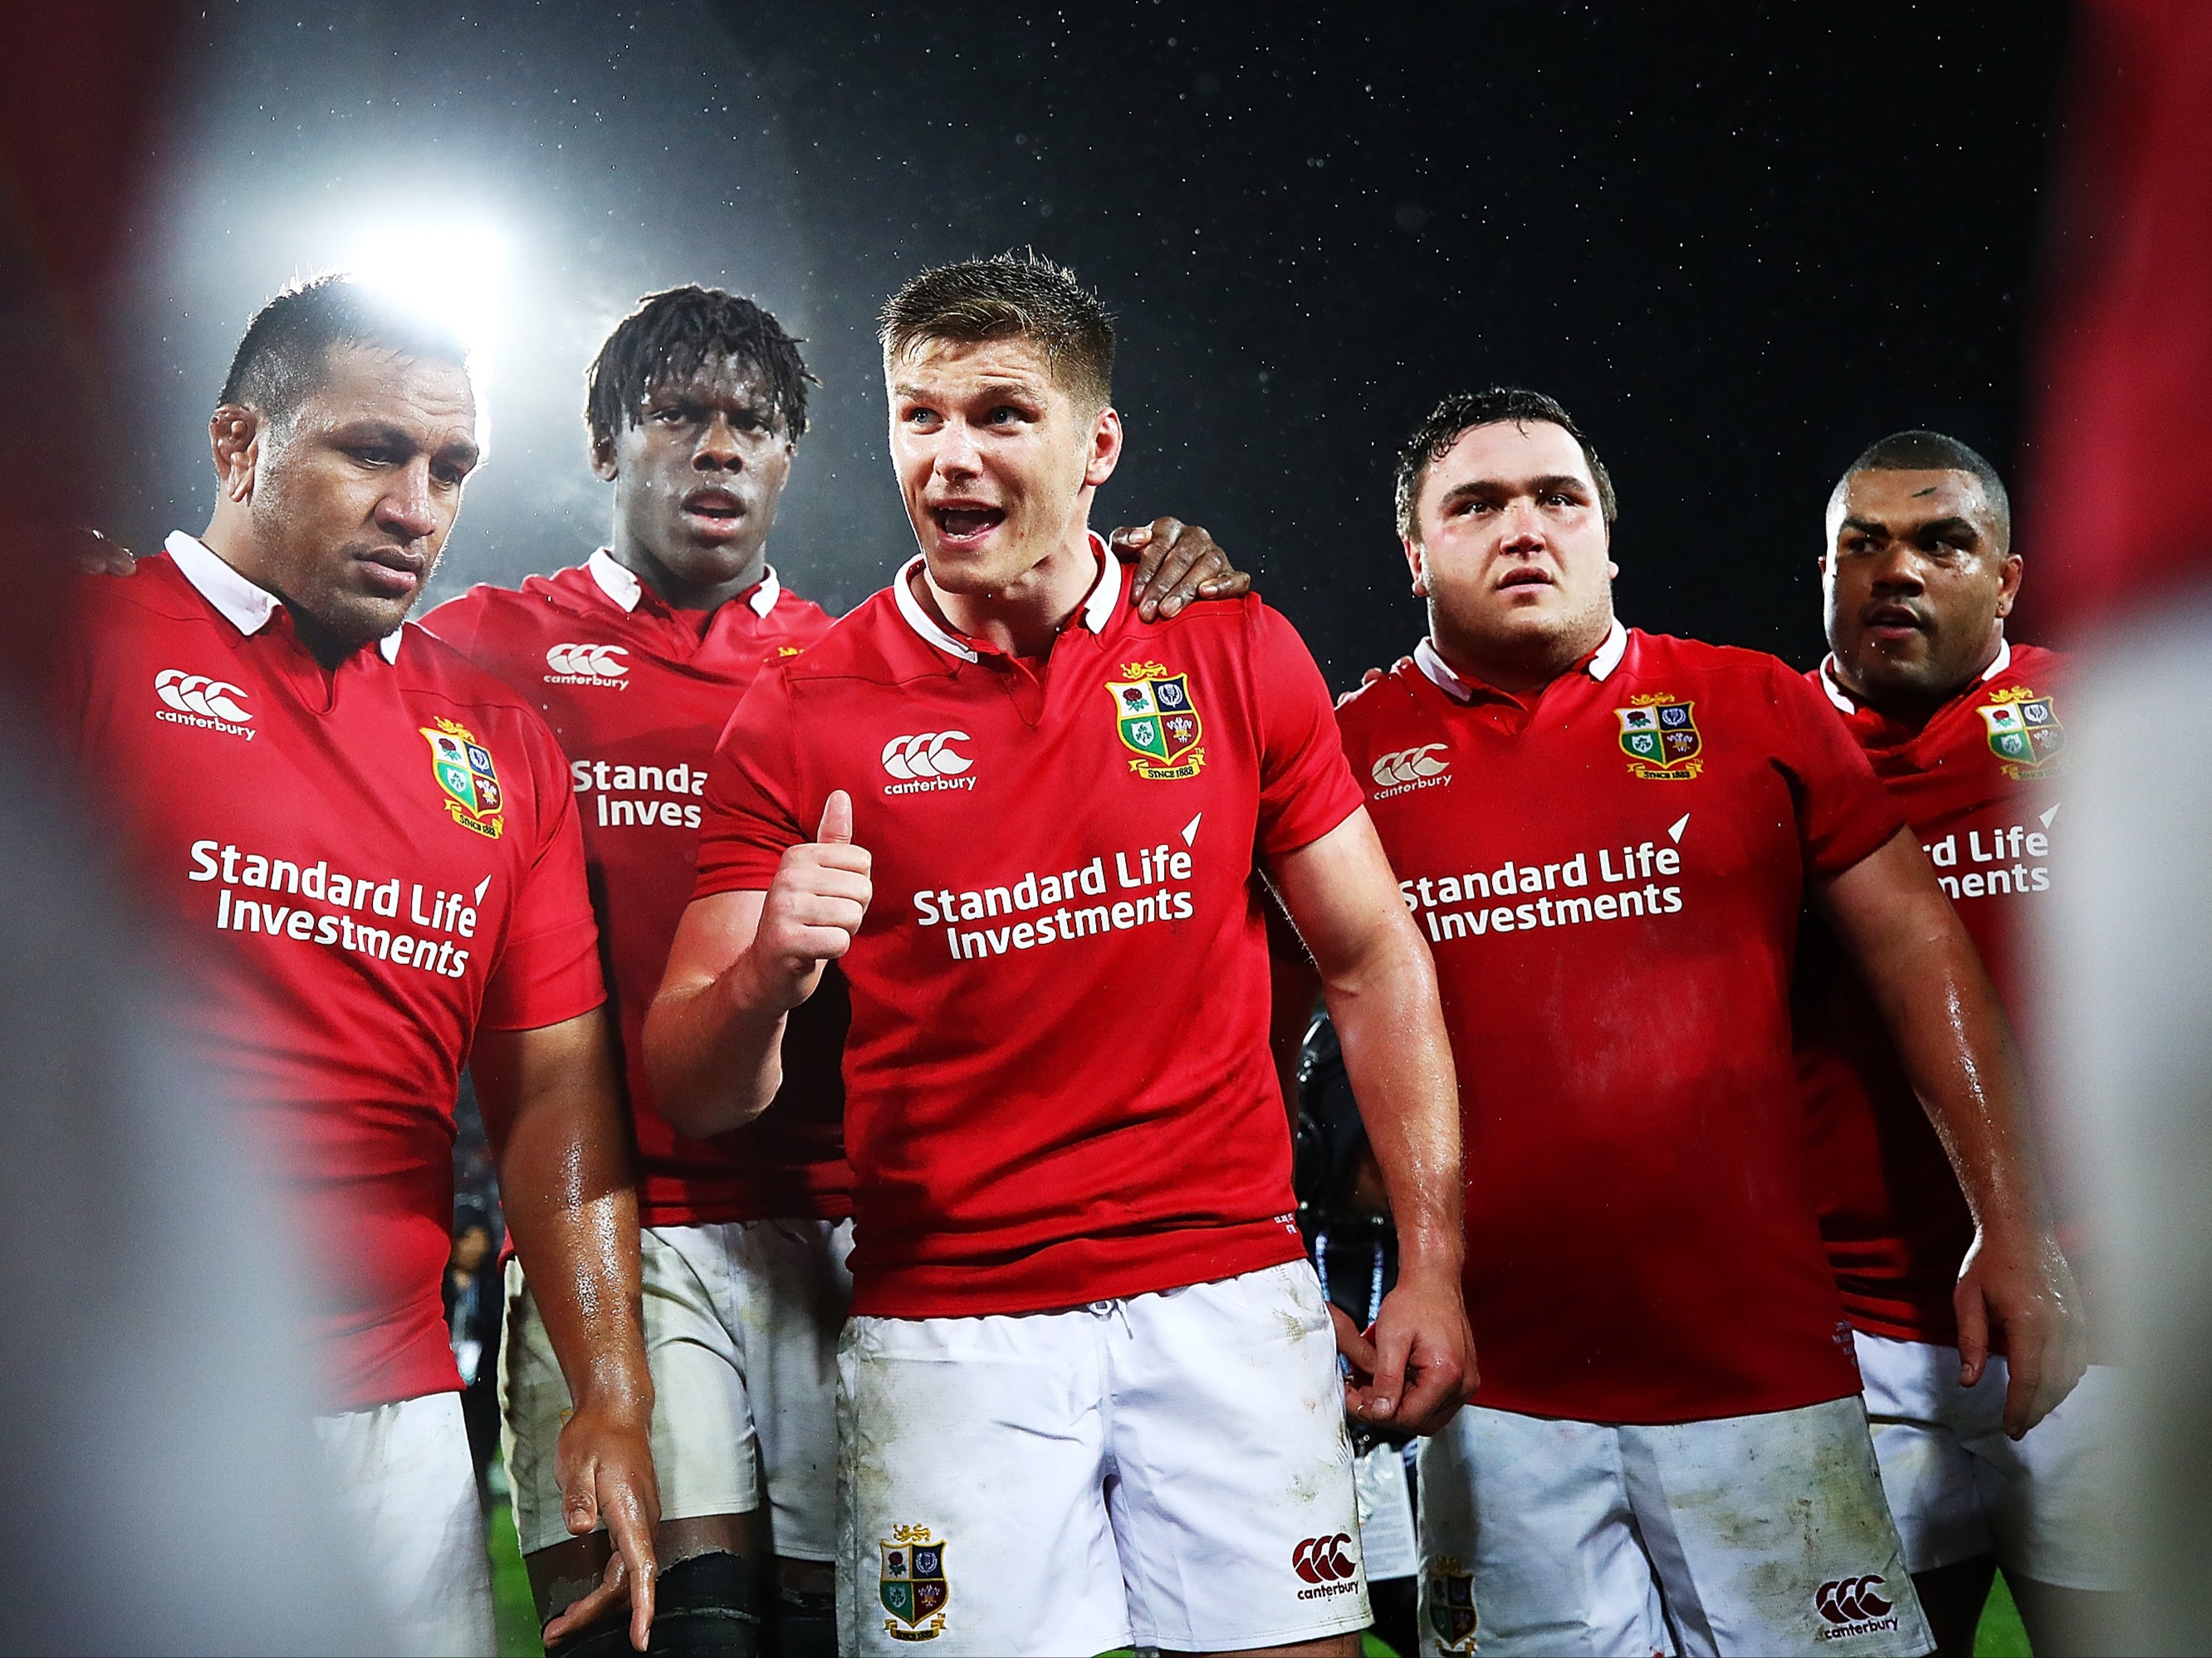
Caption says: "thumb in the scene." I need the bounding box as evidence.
[817,789,854,845]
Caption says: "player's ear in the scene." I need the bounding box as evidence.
[1402,535,1429,598]
[210,405,262,503]
[1084,405,1123,489]
[1994,552,2024,619]
[590,431,620,483]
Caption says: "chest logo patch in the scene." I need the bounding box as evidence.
[1107,661,1206,780]
[544,643,629,686]
[1979,687,2065,779]
[421,717,507,839]
[1617,694,1703,780]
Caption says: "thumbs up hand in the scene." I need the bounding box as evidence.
[751,790,873,1010]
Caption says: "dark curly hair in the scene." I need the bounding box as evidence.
[585,286,815,449]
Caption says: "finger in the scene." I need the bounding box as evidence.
[817,789,854,845]
[1363,1318,1413,1421]
[1953,1279,1989,1389]
[1395,1337,1463,1432]
[1362,667,1386,687]
[1152,532,1215,619]
[542,1557,627,1646]
[1128,518,1185,618]
[606,1509,658,1650]
[565,1476,600,1538]
[1329,1303,1379,1377]
[2003,1348,2044,1439]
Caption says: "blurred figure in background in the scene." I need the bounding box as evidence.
[445,1200,504,1509]
[2024,3,2212,1651]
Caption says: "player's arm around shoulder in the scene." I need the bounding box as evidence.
[1269,806,1477,1435]
[645,789,870,1138]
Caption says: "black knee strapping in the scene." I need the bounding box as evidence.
[546,1552,762,1658]
[766,1585,837,1658]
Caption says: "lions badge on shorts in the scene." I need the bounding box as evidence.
[1617,693,1703,780]
[880,1525,949,1641]
[1108,661,1206,780]
[421,717,506,839]
[1426,1558,1478,1651]
[1979,686,2066,780]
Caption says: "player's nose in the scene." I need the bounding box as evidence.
[934,418,984,477]
[695,413,743,468]
[376,462,441,540]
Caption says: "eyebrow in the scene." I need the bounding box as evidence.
[1839,514,1980,540]
[327,420,480,470]
[1436,473,1590,507]
[890,378,1044,402]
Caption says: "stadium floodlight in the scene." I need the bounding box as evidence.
[339,218,510,446]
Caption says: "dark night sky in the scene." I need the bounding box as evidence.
[115,1,2068,689]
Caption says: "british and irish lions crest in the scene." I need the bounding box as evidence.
[1426,1558,1478,1652]
[419,717,505,839]
[1979,686,2066,780]
[1616,693,1703,780]
[880,1526,950,1641]
[1107,661,1206,780]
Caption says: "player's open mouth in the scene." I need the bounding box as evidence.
[1497,568,1554,590]
[683,488,746,531]
[1862,603,1927,643]
[931,505,1007,545]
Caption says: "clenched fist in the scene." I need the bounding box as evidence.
[750,790,872,1010]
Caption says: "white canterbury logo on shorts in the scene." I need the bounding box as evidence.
[882,731,976,794]
[1371,744,1450,796]
[154,670,255,738]
[545,643,630,683]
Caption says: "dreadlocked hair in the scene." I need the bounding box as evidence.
[585,286,816,448]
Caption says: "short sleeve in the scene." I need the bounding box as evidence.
[1249,601,1365,858]
[1767,657,1908,878]
[692,664,809,899]
[478,713,606,1031]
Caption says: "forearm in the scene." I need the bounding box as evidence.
[644,956,790,1137]
[1320,913,1465,1274]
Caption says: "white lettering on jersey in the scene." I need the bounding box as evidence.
[154,670,255,738]
[881,731,976,794]
[544,643,631,687]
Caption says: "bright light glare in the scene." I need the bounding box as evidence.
[342,221,510,359]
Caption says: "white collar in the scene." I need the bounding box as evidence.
[1414,617,1628,702]
[166,531,403,663]
[892,531,1121,663]
[586,548,782,619]
[1817,636,2011,714]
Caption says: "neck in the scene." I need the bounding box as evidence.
[198,512,374,671]
[918,528,1099,658]
[610,527,766,614]
[1429,605,1612,695]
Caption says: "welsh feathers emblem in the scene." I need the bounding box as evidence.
[1979,687,2066,779]
[1426,1558,1478,1651]
[1106,661,1206,780]
[879,1527,949,1641]
[420,717,506,839]
[1616,694,1703,780]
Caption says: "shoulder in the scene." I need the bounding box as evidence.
[1333,654,1425,735]
[74,555,203,629]
[776,587,922,684]
[2007,641,2068,686]
[419,571,575,643]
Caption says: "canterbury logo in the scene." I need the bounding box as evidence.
[155,670,251,721]
[1292,1533,1356,1585]
[881,731,972,780]
[545,643,629,678]
[1815,1577,1893,1625]
[1372,744,1449,786]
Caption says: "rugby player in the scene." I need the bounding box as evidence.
[1329,388,2083,1657]
[61,276,659,1656]
[646,253,1476,1657]
[1797,431,2114,1657]
[423,284,1250,1656]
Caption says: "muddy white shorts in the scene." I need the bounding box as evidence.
[837,1259,1368,1656]
[1417,1395,1932,1657]
[1854,1329,2120,1591]
[503,1217,854,1558]
[312,1391,495,1657]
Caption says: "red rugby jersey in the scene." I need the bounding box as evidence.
[424,553,852,1230]
[62,536,606,1410]
[1336,624,1905,1424]
[692,539,1363,1318]
[1794,641,2066,1345]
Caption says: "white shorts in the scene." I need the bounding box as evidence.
[837,1259,1368,1656]
[1417,1396,1932,1657]
[502,1217,854,1558]
[312,1391,495,1657]
[1854,1329,2121,1590]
